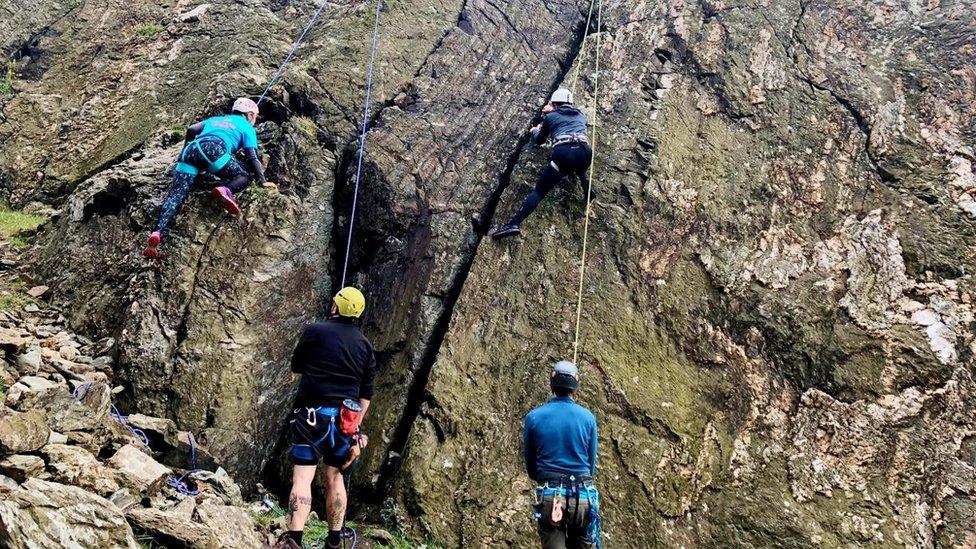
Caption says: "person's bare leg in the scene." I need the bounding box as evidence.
[323,465,347,530]
[287,465,318,531]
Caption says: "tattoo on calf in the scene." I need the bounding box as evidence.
[288,493,313,516]
[328,494,347,529]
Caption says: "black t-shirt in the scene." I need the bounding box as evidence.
[290,319,377,408]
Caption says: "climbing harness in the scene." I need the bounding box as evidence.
[535,478,602,548]
[552,133,589,147]
[256,0,332,106]
[340,0,383,288]
[174,138,232,176]
[570,0,604,364]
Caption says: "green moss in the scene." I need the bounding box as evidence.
[0,64,14,96]
[136,23,166,37]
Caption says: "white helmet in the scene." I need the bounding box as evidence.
[232,97,259,115]
[550,88,573,104]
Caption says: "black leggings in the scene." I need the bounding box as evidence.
[154,139,251,234]
[508,142,593,226]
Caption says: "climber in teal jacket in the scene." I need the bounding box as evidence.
[142,97,272,259]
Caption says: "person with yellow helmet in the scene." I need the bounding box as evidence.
[276,287,376,549]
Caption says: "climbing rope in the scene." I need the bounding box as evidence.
[257,0,332,106]
[71,381,150,449]
[569,0,598,96]
[571,0,604,365]
[166,431,204,496]
[339,0,383,288]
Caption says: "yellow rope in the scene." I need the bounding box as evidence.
[571,0,603,365]
[570,0,597,95]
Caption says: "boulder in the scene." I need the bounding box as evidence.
[0,454,44,482]
[0,409,48,453]
[109,488,138,511]
[0,478,139,548]
[15,380,111,433]
[41,443,120,496]
[0,327,30,351]
[126,507,217,548]
[14,347,41,376]
[26,286,49,298]
[189,467,243,506]
[107,444,171,495]
[0,474,18,491]
[195,501,265,548]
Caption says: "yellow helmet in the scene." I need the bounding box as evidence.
[333,287,366,318]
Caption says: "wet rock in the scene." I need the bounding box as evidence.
[41,443,121,496]
[0,409,48,453]
[107,444,172,496]
[0,454,44,482]
[0,478,139,548]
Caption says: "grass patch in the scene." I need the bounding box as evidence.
[136,23,166,37]
[0,292,34,311]
[253,504,441,548]
[0,64,14,96]
[0,207,45,250]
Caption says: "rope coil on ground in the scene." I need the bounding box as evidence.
[571,0,604,365]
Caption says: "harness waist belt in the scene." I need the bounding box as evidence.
[553,133,588,145]
[537,471,593,483]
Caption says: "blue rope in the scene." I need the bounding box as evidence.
[71,382,150,449]
[257,0,332,106]
[339,0,383,288]
[166,431,204,496]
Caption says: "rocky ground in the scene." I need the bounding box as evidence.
[0,0,975,548]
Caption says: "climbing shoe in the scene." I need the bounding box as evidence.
[491,224,521,239]
[211,186,242,216]
[142,231,162,259]
[270,536,302,549]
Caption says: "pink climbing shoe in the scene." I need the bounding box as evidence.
[142,231,162,259]
[211,186,242,216]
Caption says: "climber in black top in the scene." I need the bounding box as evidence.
[276,287,377,549]
[492,88,593,239]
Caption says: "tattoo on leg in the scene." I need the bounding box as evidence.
[288,494,313,517]
[328,494,346,529]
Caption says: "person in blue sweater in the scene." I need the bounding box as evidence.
[492,88,593,239]
[523,360,601,549]
[142,97,272,259]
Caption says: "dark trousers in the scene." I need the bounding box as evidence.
[154,139,251,234]
[536,492,595,549]
[509,142,593,226]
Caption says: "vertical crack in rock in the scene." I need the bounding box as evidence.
[374,12,595,500]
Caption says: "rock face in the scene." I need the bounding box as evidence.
[1,0,975,548]
[0,478,140,549]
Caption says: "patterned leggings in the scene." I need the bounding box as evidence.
[154,139,251,234]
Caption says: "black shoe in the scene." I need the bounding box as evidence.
[491,224,521,239]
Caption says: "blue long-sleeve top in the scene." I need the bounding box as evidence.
[530,104,588,144]
[523,396,598,481]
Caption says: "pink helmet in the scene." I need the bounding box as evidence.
[232,97,259,115]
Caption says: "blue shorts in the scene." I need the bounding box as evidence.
[289,407,353,467]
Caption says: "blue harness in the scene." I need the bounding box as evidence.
[290,406,341,463]
[535,481,602,548]
[174,137,232,176]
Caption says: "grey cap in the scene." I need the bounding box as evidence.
[553,360,578,377]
